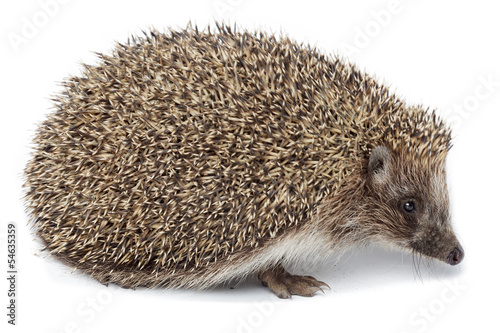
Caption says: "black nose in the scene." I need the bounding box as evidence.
[446,245,464,265]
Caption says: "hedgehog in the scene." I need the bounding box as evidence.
[24,23,464,299]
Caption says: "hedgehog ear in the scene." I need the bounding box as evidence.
[368,146,392,184]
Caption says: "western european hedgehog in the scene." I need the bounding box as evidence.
[24,23,464,298]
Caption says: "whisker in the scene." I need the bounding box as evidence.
[424,256,436,278]
[412,250,423,283]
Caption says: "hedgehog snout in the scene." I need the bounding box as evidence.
[446,245,464,265]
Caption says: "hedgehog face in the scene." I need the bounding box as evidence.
[366,146,464,265]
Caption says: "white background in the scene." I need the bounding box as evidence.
[1,0,499,332]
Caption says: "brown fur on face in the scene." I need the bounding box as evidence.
[356,146,462,263]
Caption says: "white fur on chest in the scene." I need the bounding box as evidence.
[198,226,337,288]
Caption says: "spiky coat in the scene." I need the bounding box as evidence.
[24,24,451,289]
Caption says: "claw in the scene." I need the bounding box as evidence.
[301,276,330,290]
[258,266,330,298]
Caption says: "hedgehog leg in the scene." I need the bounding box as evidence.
[257,265,329,299]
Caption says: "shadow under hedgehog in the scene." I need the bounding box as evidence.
[24,24,464,299]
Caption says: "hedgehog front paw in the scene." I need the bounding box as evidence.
[257,265,329,299]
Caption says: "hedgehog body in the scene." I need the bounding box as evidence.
[24,24,463,297]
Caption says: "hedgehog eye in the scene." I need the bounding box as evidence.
[403,201,416,213]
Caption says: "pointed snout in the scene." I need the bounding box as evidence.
[446,245,464,265]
